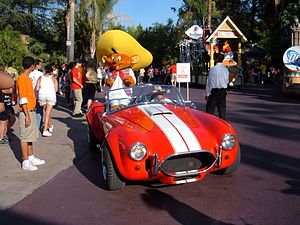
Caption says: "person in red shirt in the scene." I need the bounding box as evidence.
[71,59,84,117]
[16,56,45,171]
[169,64,177,86]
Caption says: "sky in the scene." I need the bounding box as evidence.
[113,0,183,28]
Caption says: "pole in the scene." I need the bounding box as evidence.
[67,0,75,63]
[208,0,212,28]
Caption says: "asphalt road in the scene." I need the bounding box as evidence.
[0,85,299,225]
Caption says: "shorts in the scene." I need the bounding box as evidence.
[85,83,96,101]
[0,111,9,121]
[19,111,39,142]
[38,95,56,106]
[171,74,177,82]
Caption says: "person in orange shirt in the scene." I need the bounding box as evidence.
[16,56,45,171]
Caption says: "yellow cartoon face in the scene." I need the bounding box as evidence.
[97,30,152,71]
[102,52,139,71]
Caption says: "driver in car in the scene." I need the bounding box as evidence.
[151,86,172,103]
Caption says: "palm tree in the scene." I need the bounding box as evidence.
[85,0,118,59]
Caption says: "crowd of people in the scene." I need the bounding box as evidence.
[244,63,282,86]
[0,56,107,170]
[135,64,177,86]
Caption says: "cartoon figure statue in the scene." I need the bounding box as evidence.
[222,40,237,66]
[96,30,153,110]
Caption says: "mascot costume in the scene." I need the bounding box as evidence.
[222,40,237,66]
[96,30,152,110]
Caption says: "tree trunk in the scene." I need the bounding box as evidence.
[67,0,75,63]
[208,0,212,28]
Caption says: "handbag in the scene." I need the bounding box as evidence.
[95,84,101,92]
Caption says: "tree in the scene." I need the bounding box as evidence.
[76,0,118,60]
[0,27,27,70]
[137,20,179,67]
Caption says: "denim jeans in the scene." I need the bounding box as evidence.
[36,102,43,129]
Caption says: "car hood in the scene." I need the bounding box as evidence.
[111,104,209,153]
[124,104,198,131]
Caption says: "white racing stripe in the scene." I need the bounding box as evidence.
[138,104,201,153]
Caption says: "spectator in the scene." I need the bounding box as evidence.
[260,62,267,85]
[5,63,18,81]
[29,59,44,130]
[0,87,16,144]
[36,64,58,137]
[67,62,75,107]
[61,63,72,106]
[16,56,45,171]
[0,72,14,89]
[147,65,154,83]
[169,64,177,87]
[85,59,98,110]
[138,68,145,85]
[71,59,84,117]
[96,63,104,91]
[205,53,229,120]
[0,90,8,144]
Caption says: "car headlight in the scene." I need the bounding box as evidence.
[129,143,147,161]
[221,134,236,150]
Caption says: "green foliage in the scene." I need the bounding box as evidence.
[0,27,27,71]
[136,20,179,67]
[280,2,300,27]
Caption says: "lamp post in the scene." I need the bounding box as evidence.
[291,18,300,46]
[66,0,75,63]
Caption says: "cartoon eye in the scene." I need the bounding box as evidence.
[117,56,122,61]
[111,56,115,60]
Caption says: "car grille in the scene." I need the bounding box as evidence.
[160,151,215,176]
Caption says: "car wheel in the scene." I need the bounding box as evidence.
[87,124,97,151]
[101,143,125,191]
[212,144,241,175]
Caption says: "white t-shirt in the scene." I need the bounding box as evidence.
[29,69,43,90]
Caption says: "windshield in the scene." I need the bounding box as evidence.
[106,84,185,113]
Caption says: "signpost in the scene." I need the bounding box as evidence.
[176,63,191,101]
[282,46,300,94]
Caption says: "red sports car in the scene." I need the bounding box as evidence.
[86,84,240,190]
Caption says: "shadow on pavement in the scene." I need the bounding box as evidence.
[281,180,300,196]
[141,189,235,225]
[0,210,57,225]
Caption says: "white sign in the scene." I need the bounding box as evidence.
[217,31,235,36]
[185,25,203,40]
[176,63,191,83]
[283,46,300,71]
[66,40,72,46]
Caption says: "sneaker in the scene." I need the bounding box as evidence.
[0,139,8,145]
[42,130,52,137]
[72,113,84,118]
[48,125,54,133]
[30,157,46,166]
[22,161,38,171]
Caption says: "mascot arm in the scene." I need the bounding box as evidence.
[123,75,135,86]
[106,77,115,87]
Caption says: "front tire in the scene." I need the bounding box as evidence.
[87,124,97,151]
[101,143,125,191]
[212,144,241,175]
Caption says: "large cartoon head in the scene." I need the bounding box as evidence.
[96,30,153,71]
